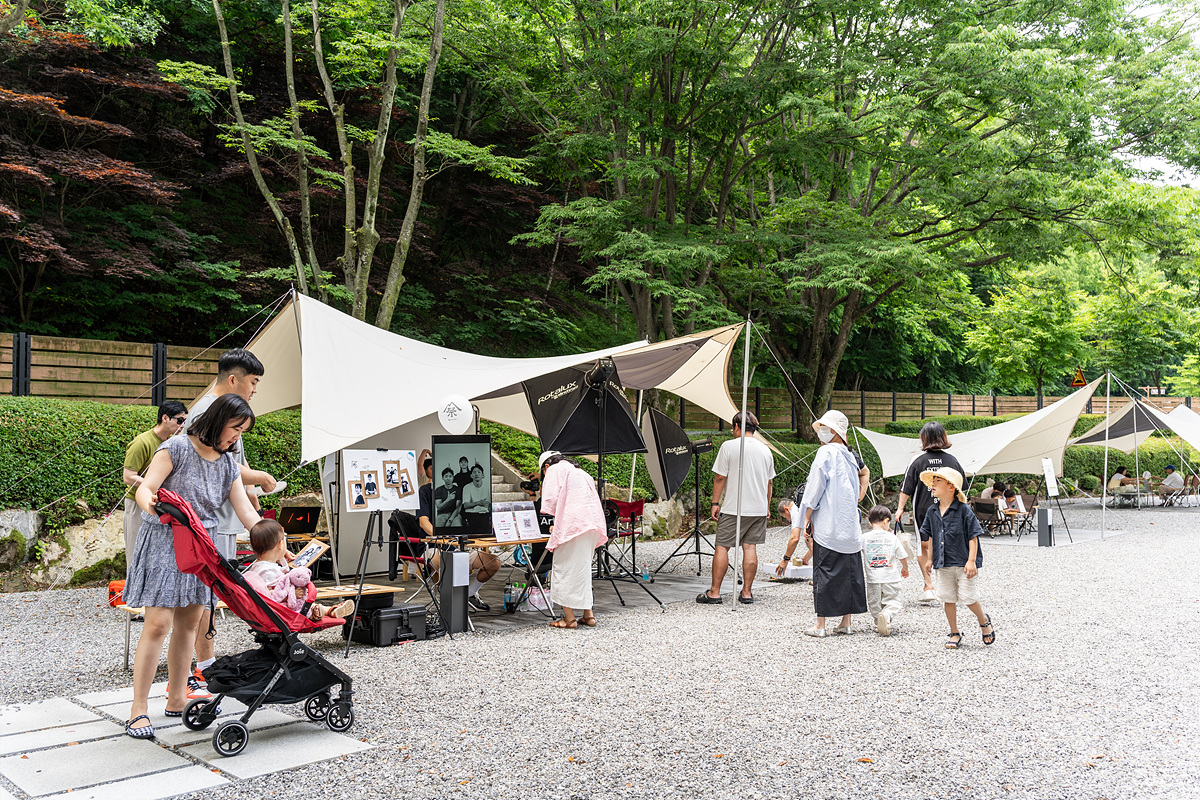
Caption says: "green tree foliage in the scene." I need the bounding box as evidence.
[966,276,1089,397]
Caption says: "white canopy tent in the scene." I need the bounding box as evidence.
[197,294,746,576]
[855,378,1103,479]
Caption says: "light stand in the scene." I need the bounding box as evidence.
[654,438,715,575]
[586,358,664,611]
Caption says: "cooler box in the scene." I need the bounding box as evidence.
[341,602,426,646]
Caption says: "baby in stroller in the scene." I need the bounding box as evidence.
[245,519,353,621]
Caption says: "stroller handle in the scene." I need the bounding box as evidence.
[155,500,190,525]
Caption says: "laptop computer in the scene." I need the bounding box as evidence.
[277,507,320,535]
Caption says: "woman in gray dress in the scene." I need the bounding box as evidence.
[124,394,261,739]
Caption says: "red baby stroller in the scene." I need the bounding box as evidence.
[155,490,354,757]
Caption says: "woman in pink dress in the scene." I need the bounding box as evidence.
[538,451,607,629]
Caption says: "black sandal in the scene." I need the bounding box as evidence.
[944,632,963,650]
[125,715,155,739]
[980,614,996,645]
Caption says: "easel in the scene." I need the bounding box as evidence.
[654,440,715,575]
[343,508,387,658]
[1027,476,1073,543]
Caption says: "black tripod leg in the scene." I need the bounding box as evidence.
[343,510,379,658]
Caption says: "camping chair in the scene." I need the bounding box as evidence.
[1013,495,1037,540]
[1184,475,1200,507]
[971,499,1006,537]
[386,510,447,634]
[1160,480,1187,507]
[606,499,645,574]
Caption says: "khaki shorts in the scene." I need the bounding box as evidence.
[715,514,768,548]
[934,566,980,605]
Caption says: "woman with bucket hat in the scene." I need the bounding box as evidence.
[796,410,868,637]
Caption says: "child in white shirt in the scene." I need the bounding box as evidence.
[862,505,911,636]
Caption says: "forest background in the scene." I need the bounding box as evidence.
[2,0,1200,432]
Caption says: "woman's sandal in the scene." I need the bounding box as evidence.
[125,715,155,739]
[944,632,963,650]
[163,709,184,718]
[980,614,996,645]
[549,619,578,629]
[580,615,597,627]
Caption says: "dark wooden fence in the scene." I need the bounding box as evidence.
[2,333,218,405]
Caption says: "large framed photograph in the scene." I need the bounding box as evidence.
[431,434,492,537]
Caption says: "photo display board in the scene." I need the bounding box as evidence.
[342,449,419,513]
[431,435,492,536]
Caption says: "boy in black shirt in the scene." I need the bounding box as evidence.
[919,467,996,650]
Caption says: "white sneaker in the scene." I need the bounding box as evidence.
[876,614,890,636]
[920,589,937,603]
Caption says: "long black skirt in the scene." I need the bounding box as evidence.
[812,541,867,617]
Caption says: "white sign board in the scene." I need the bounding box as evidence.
[1041,457,1059,498]
[342,449,419,513]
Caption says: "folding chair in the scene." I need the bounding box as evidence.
[971,499,1006,537]
[1014,495,1037,540]
[386,510,447,632]
[606,499,645,573]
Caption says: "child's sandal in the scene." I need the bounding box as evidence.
[944,632,963,650]
[980,614,995,645]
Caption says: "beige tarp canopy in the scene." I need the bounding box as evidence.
[855,378,1103,478]
[200,294,744,463]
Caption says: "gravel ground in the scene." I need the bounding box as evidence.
[1,503,1197,800]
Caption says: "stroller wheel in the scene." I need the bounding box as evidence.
[304,692,332,722]
[326,702,355,733]
[182,698,216,731]
[212,720,249,757]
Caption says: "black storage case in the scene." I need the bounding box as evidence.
[341,602,426,646]
[356,591,396,611]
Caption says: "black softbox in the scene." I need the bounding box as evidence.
[641,408,693,500]
[521,365,647,456]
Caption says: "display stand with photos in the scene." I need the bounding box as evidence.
[337,448,420,655]
[430,435,492,633]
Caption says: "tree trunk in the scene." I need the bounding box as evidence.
[0,0,31,35]
[375,0,446,330]
[212,0,310,296]
[282,0,325,300]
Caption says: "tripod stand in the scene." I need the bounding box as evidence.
[654,439,715,576]
[1027,477,1073,543]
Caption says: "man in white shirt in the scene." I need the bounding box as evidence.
[1159,465,1185,501]
[698,411,775,605]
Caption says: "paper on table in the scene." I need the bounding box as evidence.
[512,500,540,539]
[493,502,520,543]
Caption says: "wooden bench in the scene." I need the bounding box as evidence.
[118,583,402,669]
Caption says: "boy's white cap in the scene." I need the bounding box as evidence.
[811,409,849,441]
[538,451,562,471]
[920,467,968,503]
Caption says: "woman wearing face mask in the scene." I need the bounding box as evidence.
[122,393,262,740]
[794,410,868,637]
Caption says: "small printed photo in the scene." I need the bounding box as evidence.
[349,481,368,509]
[395,467,416,499]
[360,471,381,499]
[382,461,401,489]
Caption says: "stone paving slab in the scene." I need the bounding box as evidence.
[93,697,249,731]
[74,682,167,707]
[36,765,229,800]
[153,709,297,748]
[181,721,371,778]
[0,737,189,796]
[0,699,104,737]
[0,719,120,756]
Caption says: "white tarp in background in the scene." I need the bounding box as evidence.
[855,378,1103,478]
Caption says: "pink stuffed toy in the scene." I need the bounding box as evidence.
[270,566,312,613]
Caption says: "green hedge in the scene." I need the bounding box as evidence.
[0,397,319,533]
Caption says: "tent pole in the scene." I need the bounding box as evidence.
[1132,391,1142,506]
[629,390,643,501]
[1102,372,1110,539]
[732,317,752,603]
